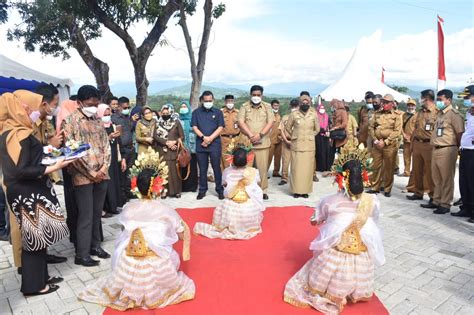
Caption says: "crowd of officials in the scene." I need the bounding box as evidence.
[0,82,473,296]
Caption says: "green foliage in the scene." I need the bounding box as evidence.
[7,0,101,59]
[0,0,8,24]
[212,3,225,19]
[389,85,409,94]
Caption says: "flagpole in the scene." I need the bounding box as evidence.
[437,15,446,91]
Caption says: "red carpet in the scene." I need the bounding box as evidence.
[104,206,388,315]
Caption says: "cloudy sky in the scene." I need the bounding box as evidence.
[1,0,473,88]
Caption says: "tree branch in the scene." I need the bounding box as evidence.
[196,0,213,73]
[178,2,197,71]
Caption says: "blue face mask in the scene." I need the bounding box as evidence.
[435,101,446,110]
[366,103,374,110]
[463,99,473,107]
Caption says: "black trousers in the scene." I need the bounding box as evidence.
[62,169,78,244]
[120,149,136,202]
[21,248,48,294]
[0,185,7,237]
[459,149,474,216]
[196,150,223,194]
[74,181,108,258]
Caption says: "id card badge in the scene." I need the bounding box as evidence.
[425,123,432,131]
[437,128,444,137]
[234,122,238,129]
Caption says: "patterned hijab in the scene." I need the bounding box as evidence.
[317,104,329,130]
[156,104,178,140]
[0,90,43,165]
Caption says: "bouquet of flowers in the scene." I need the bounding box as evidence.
[41,140,91,165]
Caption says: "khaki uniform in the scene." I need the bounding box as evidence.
[410,103,438,197]
[219,107,241,169]
[286,110,320,194]
[268,112,282,176]
[279,114,292,182]
[347,113,359,146]
[135,120,156,155]
[430,105,465,208]
[358,106,372,147]
[32,119,62,183]
[402,111,417,176]
[368,109,403,193]
[238,101,275,192]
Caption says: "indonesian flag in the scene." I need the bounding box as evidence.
[437,15,446,90]
[381,67,385,83]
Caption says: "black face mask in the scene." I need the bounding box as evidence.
[300,104,310,112]
[373,103,381,110]
[161,114,171,121]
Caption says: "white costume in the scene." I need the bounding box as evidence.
[284,193,385,314]
[194,166,265,239]
[79,200,195,311]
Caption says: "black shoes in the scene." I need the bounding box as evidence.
[278,181,287,186]
[302,194,309,198]
[47,276,64,285]
[406,194,423,201]
[366,190,379,194]
[451,207,471,217]
[197,192,206,200]
[453,198,463,207]
[384,192,391,198]
[46,254,67,264]
[74,256,100,267]
[218,192,225,200]
[293,194,309,198]
[433,207,450,214]
[421,202,437,209]
[293,194,300,198]
[90,247,111,259]
[263,194,269,200]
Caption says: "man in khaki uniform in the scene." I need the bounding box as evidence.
[421,89,465,214]
[268,99,282,177]
[286,95,320,198]
[367,94,402,197]
[238,85,275,199]
[278,99,299,186]
[358,91,375,147]
[220,95,241,169]
[401,99,417,177]
[406,90,438,201]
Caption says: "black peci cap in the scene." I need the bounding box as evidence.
[458,85,474,99]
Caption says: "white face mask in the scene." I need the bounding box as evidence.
[29,111,41,123]
[319,108,326,114]
[291,107,298,112]
[101,116,111,123]
[407,107,416,113]
[272,108,279,113]
[225,103,234,110]
[251,96,262,105]
[46,115,54,121]
[203,102,213,109]
[82,106,98,118]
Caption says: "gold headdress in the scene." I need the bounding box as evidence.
[224,139,255,166]
[129,147,169,199]
[331,142,372,200]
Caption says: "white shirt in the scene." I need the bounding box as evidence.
[460,112,474,149]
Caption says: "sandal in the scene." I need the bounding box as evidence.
[47,276,64,285]
[23,284,59,297]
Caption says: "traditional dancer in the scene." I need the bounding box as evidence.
[194,144,265,239]
[79,148,195,311]
[284,144,385,314]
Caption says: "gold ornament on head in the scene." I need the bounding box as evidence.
[129,147,169,199]
[332,143,372,199]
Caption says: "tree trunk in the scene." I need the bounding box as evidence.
[67,17,112,101]
[180,0,214,109]
[133,59,149,106]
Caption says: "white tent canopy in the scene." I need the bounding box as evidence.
[0,53,72,101]
[320,31,410,102]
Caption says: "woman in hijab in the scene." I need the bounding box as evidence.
[97,104,124,217]
[154,104,185,198]
[328,99,349,169]
[315,104,331,172]
[135,106,157,155]
[0,91,71,296]
[178,101,198,192]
